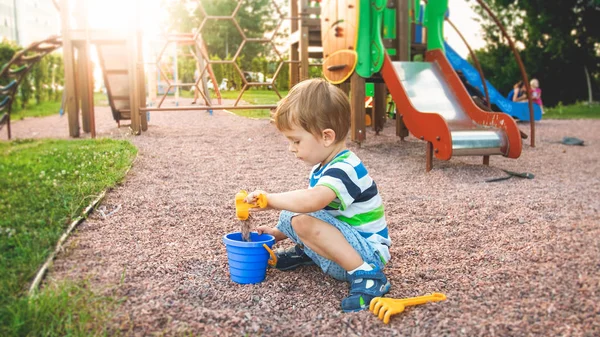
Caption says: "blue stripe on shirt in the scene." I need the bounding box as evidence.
[376,227,389,239]
[322,168,361,200]
[357,227,389,241]
[358,231,372,239]
[354,162,368,179]
[354,181,378,203]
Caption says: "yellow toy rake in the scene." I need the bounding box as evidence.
[370,293,447,324]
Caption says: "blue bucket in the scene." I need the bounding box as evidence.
[222,232,276,284]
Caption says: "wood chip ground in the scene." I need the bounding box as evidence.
[4,101,599,336]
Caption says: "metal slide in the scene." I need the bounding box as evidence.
[444,42,542,122]
[381,50,522,161]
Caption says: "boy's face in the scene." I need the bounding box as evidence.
[281,124,332,166]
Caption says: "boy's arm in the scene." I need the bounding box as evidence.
[266,186,337,213]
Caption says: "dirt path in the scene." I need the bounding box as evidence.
[5,107,599,336]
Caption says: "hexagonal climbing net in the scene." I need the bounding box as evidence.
[148,0,294,111]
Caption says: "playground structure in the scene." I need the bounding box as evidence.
[316,0,540,170]
[0,36,63,139]
[0,0,538,171]
[147,32,222,108]
[1,0,290,139]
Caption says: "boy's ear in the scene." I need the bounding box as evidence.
[322,128,336,146]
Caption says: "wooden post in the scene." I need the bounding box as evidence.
[289,0,299,87]
[396,0,410,140]
[137,30,147,132]
[128,27,141,134]
[373,82,386,134]
[77,45,94,134]
[60,0,79,137]
[73,0,96,137]
[397,114,409,140]
[426,141,433,172]
[350,72,366,143]
[397,0,410,62]
[483,155,490,166]
[339,81,350,96]
[300,26,309,81]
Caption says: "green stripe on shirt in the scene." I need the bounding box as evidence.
[335,204,385,226]
[319,182,347,211]
[328,151,352,166]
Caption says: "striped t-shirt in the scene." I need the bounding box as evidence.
[309,150,391,263]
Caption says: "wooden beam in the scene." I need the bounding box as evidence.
[426,142,433,172]
[373,83,386,134]
[299,26,309,80]
[397,0,410,62]
[127,31,141,134]
[290,42,299,87]
[137,30,147,131]
[350,72,366,143]
[60,0,79,137]
[77,45,94,134]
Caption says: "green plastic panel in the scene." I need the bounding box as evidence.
[424,0,447,51]
[383,8,396,39]
[356,0,386,78]
[365,82,374,97]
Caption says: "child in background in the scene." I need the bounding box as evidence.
[511,81,528,102]
[529,78,544,113]
[244,78,392,312]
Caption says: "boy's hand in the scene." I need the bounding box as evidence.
[256,225,275,236]
[244,190,270,211]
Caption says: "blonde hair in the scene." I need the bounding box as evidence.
[530,78,539,88]
[274,78,350,142]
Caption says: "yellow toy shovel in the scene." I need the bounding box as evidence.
[369,293,447,324]
[235,190,267,220]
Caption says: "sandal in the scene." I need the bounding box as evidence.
[341,265,391,312]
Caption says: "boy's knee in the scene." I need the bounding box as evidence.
[291,214,320,238]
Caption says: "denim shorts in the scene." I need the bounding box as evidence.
[275,210,385,281]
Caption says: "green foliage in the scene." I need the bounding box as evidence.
[166,0,286,86]
[220,89,287,118]
[0,39,18,85]
[4,281,121,337]
[467,0,600,107]
[177,46,197,86]
[472,44,519,97]
[10,98,63,120]
[544,101,600,119]
[0,138,137,336]
[0,39,64,111]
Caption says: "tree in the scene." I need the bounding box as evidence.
[468,0,600,106]
[166,0,281,71]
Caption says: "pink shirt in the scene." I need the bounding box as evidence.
[531,88,543,106]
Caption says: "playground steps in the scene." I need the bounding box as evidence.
[96,42,131,121]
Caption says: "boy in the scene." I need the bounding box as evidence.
[244,78,391,312]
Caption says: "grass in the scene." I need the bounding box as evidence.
[178,88,287,119]
[0,138,137,336]
[6,281,122,336]
[543,101,600,119]
[8,91,600,122]
[9,93,110,121]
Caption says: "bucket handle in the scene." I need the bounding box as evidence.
[263,244,277,267]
